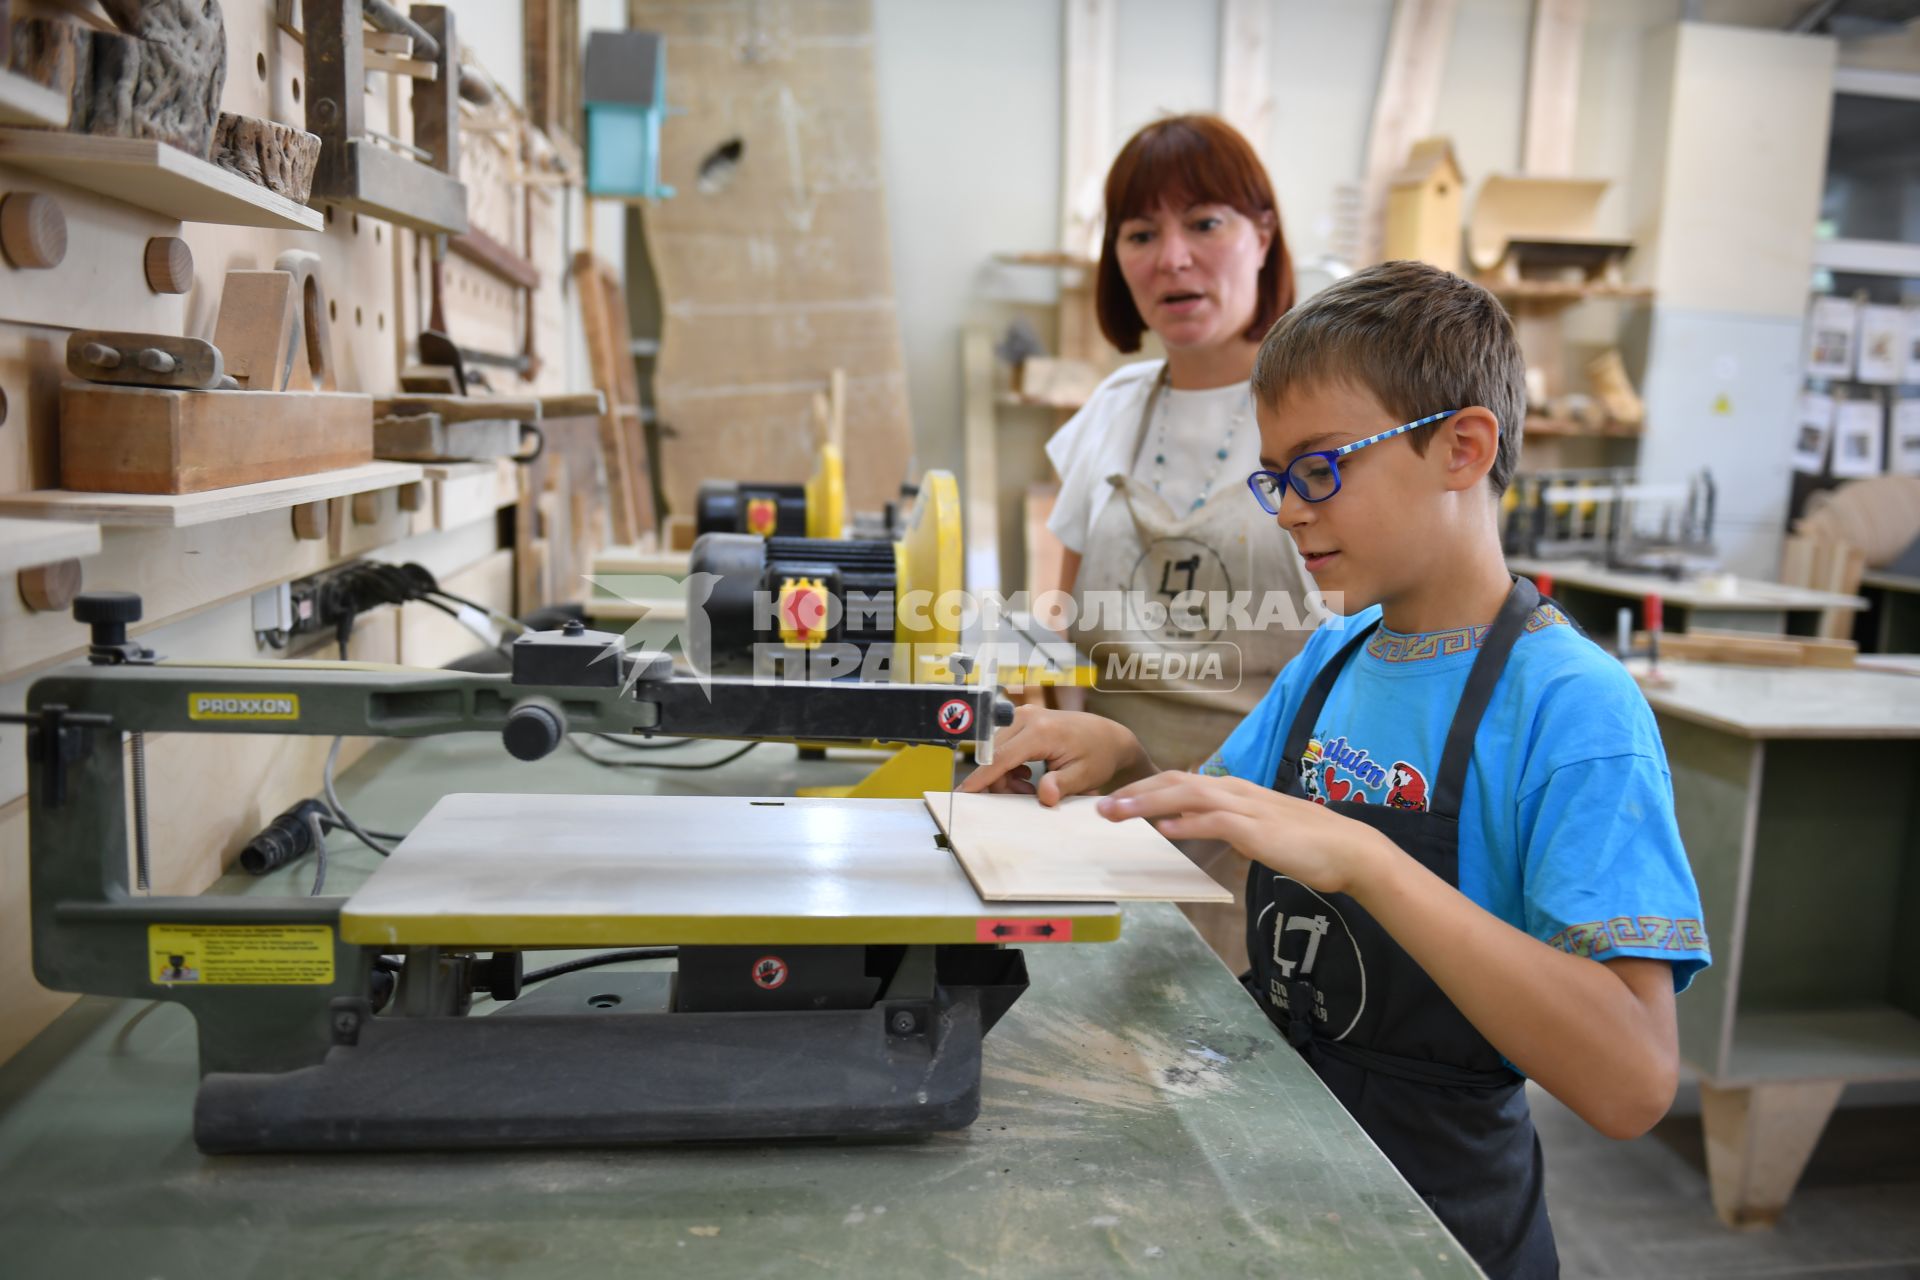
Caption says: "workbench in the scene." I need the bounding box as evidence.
[0,734,1479,1278]
[1642,662,1920,1227]
[1507,556,1868,637]
[1859,568,1920,654]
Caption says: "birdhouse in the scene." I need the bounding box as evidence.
[583,30,674,199]
[1383,138,1464,274]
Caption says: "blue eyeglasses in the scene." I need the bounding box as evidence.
[1246,411,1459,513]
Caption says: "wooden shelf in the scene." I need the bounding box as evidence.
[0,516,99,573]
[1476,277,1655,306]
[0,72,69,128]
[1720,1006,1920,1085]
[0,462,423,528]
[1522,415,1643,439]
[0,128,323,230]
[994,251,1097,269]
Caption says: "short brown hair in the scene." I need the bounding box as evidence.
[1250,261,1525,495]
[1096,115,1294,353]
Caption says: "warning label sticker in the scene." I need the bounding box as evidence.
[148,924,334,985]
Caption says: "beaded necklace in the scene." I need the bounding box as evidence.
[1148,369,1254,513]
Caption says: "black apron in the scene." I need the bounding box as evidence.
[1245,577,1559,1280]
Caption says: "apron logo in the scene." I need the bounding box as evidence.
[187,693,301,721]
[1257,879,1367,1041]
[1126,537,1233,640]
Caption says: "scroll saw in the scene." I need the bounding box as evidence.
[16,592,1120,1154]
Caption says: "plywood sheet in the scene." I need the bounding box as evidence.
[631,0,913,515]
[924,791,1235,904]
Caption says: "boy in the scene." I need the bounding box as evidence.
[963,261,1709,1279]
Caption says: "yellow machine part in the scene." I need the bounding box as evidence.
[891,469,963,676]
[804,444,847,540]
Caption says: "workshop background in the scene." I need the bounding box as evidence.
[3,2,1919,1278]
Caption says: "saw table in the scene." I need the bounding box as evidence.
[0,734,1481,1278]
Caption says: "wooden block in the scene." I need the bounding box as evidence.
[374,413,520,461]
[291,500,328,540]
[143,236,193,293]
[17,558,81,612]
[351,490,381,524]
[374,394,542,423]
[399,366,462,394]
[67,331,224,390]
[432,466,500,531]
[211,111,321,204]
[57,384,372,494]
[0,191,65,268]
[923,792,1235,904]
[16,11,223,156]
[273,250,336,392]
[363,31,412,54]
[397,481,424,511]
[211,270,297,391]
[536,391,606,419]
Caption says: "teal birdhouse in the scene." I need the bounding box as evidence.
[584,30,674,199]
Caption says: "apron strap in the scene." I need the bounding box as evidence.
[1274,623,1377,788]
[1430,576,1540,818]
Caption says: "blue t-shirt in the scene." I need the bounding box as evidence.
[1201,601,1711,991]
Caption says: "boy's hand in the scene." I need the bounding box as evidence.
[959,706,1151,806]
[1097,772,1391,896]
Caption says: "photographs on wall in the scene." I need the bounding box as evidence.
[1831,399,1885,478]
[1856,306,1907,384]
[1893,400,1920,477]
[1794,391,1834,474]
[1805,296,1859,379]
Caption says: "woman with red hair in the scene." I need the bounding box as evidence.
[1044,115,1315,967]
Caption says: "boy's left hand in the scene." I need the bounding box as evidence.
[1097,772,1390,897]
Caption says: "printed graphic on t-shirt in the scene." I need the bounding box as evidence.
[1299,732,1429,812]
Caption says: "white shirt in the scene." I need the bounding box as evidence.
[1045,360,1260,554]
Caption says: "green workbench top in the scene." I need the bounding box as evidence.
[0,735,1477,1278]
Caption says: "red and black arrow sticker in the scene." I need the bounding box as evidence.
[975,918,1073,943]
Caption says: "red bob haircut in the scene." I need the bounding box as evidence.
[1095,114,1294,354]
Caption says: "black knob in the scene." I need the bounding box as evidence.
[502,700,564,761]
[74,591,142,650]
[476,952,523,1002]
[992,696,1015,727]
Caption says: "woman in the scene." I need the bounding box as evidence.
[1044,114,1315,968]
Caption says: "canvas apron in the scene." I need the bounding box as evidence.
[1247,576,1559,1279]
[1070,370,1314,969]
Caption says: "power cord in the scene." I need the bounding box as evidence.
[566,737,760,771]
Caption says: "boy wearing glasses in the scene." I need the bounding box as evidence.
[964,261,1708,1280]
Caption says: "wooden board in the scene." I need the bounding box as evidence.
[340,792,1123,947]
[373,394,543,422]
[0,128,323,231]
[1644,628,1856,669]
[0,461,422,527]
[58,384,373,494]
[571,250,650,542]
[631,0,913,517]
[0,515,98,573]
[0,68,69,128]
[924,791,1235,904]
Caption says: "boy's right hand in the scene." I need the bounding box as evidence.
[958,706,1152,806]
